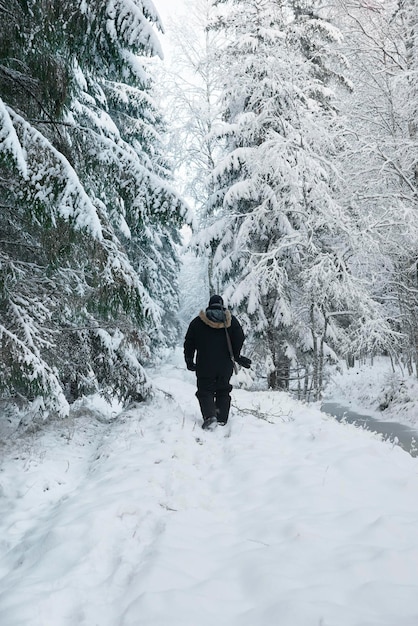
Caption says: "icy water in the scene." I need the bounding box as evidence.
[321,402,418,458]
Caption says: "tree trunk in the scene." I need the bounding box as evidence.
[318,314,328,399]
[266,325,290,390]
[310,303,319,399]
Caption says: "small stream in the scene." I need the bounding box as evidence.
[321,402,418,458]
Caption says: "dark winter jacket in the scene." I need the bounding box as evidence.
[184,307,245,378]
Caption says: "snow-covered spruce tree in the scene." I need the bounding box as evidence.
[333,0,418,376]
[199,0,390,396]
[68,0,188,349]
[0,0,187,422]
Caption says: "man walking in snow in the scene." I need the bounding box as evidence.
[184,295,250,430]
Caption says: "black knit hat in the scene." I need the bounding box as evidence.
[208,294,224,308]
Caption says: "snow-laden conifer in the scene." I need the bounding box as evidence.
[199,0,392,396]
[0,0,188,421]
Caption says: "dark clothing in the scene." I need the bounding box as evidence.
[196,376,232,423]
[184,305,245,424]
[184,309,245,378]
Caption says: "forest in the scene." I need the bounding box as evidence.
[0,0,417,426]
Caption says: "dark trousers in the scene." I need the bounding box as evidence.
[196,375,233,423]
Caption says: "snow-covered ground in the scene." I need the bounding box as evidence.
[1,349,418,626]
[325,357,418,428]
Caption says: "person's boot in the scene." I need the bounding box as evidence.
[202,416,217,431]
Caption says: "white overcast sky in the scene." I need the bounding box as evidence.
[155,0,186,24]
[153,0,188,61]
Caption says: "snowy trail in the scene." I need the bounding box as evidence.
[1,353,418,625]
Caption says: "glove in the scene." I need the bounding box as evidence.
[186,361,196,371]
[236,355,252,369]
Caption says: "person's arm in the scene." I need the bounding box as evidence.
[230,316,245,359]
[231,317,252,368]
[184,322,197,370]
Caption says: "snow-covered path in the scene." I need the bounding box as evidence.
[1,352,418,626]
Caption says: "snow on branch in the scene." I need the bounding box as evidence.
[0,99,27,177]
[0,323,69,418]
[72,116,191,223]
[212,147,254,181]
[223,178,259,207]
[5,106,103,238]
[106,0,164,59]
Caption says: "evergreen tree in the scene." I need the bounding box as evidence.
[68,0,188,347]
[201,0,388,395]
[0,0,188,422]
